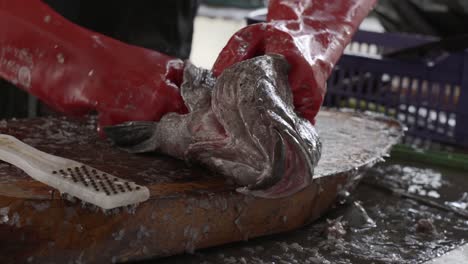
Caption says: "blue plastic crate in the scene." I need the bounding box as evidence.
[326,30,468,148]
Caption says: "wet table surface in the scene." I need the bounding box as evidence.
[154,159,468,264]
[0,110,403,263]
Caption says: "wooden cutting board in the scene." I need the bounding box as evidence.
[0,110,402,263]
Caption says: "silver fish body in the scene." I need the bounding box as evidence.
[106,54,321,198]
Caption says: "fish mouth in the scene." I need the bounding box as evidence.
[239,119,321,199]
[104,121,159,153]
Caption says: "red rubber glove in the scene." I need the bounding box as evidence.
[213,0,376,124]
[0,0,187,133]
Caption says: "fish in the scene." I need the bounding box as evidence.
[105,54,321,198]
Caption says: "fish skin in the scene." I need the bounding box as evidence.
[105,54,321,198]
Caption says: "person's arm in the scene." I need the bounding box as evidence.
[0,0,187,133]
[214,0,376,124]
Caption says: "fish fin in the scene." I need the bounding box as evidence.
[181,62,215,112]
[104,122,159,153]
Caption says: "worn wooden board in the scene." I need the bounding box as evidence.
[0,110,402,263]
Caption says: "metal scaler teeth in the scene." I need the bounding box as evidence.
[0,134,150,210]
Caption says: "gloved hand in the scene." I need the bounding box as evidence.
[214,0,376,124]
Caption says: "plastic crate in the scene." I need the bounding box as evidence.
[245,11,468,148]
[326,30,468,148]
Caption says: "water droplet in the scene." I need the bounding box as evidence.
[57,53,65,64]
